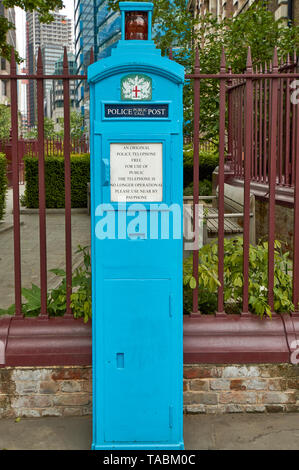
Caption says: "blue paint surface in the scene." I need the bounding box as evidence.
[88,1,184,450]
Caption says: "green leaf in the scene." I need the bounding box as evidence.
[49,268,66,277]
[189,277,197,289]
[21,284,41,311]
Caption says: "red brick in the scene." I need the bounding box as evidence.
[52,368,91,381]
[230,379,246,391]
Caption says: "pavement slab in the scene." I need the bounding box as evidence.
[0,414,298,450]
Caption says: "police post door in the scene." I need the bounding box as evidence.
[88,2,184,450]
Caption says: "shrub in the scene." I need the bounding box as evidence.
[183,145,219,188]
[183,237,294,317]
[183,179,212,197]
[23,154,90,208]
[0,153,7,220]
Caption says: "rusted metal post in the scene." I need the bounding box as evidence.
[216,48,226,316]
[227,66,233,166]
[37,48,48,317]
[285,54,291,187]
[268,49,279,312]
[10,48,22,317]
[192,47,200,315]
[63,48,72,317]
[293,62,299,312]
[242,47,253,315]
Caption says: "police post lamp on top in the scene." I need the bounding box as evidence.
[120,2,153,41]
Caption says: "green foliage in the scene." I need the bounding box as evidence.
[57,111,86,139]
[187,3,299,140]
[183,146,218,188]
[47,245,92,323]
[23,153,90,208]
[0,246,92,322]
[25,117,56,139]
[183,237,294,317]
[0,153,7,220]
[0,0,63,61]
[0,104,11,139]
[183,179,212,197]
[109,0,299,140]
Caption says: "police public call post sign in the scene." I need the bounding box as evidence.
[88,1,184,450]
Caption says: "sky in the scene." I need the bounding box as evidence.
[60,0,74,20]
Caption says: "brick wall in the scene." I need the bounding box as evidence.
[0,366,92,418]
[184,364,299,413]
[0,364,298,418]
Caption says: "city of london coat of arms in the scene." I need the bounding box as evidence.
[121,74,152,101]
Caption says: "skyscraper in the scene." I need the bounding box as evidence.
[50,52,78,132]
[74,0,121,124]
[26,11,73,126]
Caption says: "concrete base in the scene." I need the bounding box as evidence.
[91,442,185,450]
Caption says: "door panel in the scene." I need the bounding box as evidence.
[102,278,172,443]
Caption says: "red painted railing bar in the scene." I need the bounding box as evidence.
[192,48,200,314]
[216,48,226,316]
[263,66,268,183]
[63,48,72,317]
[278,76,284,185]
[90,47,94,65]
[0,74,88,80]
[237,86,242,178]
[231,87,237,175]
[227,67,233,165]
[186,72,299,79]
[3,71,299,81]
[285,55,291,187]
[242,48,253,315]
[10,49,22,317]
[268,49,279,312]
[253,69,258,181]
[259,66,263,182]
[36,48,48,317]
[291,53,297,188]
[293,101,299,311]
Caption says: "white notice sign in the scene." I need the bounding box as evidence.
[110,143,163,202]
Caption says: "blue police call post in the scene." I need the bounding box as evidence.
[88,1,185,450]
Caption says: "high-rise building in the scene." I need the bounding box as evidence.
[50,52,78,132]
[74,0,121,125]
[26,11,73,126]
[0,1,16,106]
[95,1,121,59]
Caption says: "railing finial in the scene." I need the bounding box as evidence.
[90,47,94,65]
[272,47,278,72]
[194,46,200,73]
[10,47,16,74]
[246,46,252,73]
[63,47,69,74]
[220,47,226,73]
[37,47,43,74]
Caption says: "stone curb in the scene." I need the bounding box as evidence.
[0,221,24,234]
